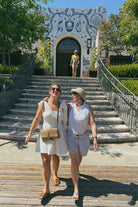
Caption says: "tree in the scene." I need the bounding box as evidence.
[119,0,138,48]
[35,39,52,71]
[98,14,127,56]
[88,47,101,71]
[0,0,53,64]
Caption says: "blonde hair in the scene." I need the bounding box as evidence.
[74,50,78,54]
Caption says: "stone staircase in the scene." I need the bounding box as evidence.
[0,76,137,143]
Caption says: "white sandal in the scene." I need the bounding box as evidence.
[72,192,79,200]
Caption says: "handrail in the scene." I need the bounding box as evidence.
[0,54,34,92]
[97,56,138,136]
[0,54,34,119]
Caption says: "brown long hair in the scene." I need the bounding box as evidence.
[49,83,62,93]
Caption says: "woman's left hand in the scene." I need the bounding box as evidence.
[93,138,98,151]
[25,134,31,144]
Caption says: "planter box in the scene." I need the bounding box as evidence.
[89,70,97,77]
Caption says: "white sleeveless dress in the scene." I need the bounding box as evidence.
[35,100,68,156]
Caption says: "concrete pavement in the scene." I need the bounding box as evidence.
[0,139,138,166]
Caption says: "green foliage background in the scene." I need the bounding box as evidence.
[121,79,138,96]
[0,64,19,74]
[107,64,138,78]
[107,64,138,95]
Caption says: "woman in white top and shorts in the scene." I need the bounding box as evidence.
[67,87,98,200]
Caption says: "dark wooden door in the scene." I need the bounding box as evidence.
[56,49,80,76]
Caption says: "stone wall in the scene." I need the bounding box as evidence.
[40,6,106,76]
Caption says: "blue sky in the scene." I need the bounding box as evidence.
[42,0,126,19]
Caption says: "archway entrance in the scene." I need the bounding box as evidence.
[56,38,81,76]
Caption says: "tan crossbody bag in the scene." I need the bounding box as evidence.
[41,104,60,142]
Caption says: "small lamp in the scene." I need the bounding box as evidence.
[87,38,92,54]
[87,38,92,49]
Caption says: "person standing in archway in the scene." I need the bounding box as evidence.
[70,50,79,77]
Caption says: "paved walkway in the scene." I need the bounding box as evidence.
[0,139,138,207]
[0,139,138,166]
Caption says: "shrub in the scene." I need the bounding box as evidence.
[35,39,53,71]
[107,64,138,78]
[0,64,19,74]
[0,77,14,91]
[121,79,138,96]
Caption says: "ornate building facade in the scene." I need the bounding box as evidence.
[40,6,106,76]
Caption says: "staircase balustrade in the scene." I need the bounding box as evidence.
[97,56,138,136]
[0,54,34,119]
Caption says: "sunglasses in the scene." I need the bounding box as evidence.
[52,87,60,92]
[72,92,78,95]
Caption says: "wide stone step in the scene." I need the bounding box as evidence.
[94,111,117,117]
[23,88,104,95]
[14,103,113,111]
[2,111,118,123]
[2,114,38,122]
[96,124,130,133]
[31,77,98,83]
[21,93,107,100]
[9,108,37,115]
[95,117,123,124]
[31,75,98,82]
[30,81,100,87]
[96,132,137,142]
[0,121,41,131]
[27,85,102,91]
[0,129,38,140]
[1,116,123,125]
[0,121,130,133]
[9,107,115,116]
[0,129,137,143]
[18,98,110,105]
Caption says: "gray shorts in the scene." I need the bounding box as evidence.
[66,131,90,156]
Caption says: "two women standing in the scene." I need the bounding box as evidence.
[25,83,98,200]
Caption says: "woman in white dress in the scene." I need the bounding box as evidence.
[66,87,98,200]
[25,83,67,200]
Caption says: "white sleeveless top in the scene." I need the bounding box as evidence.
[68,102,89,135]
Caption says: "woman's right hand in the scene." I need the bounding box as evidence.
[25,134,31,144]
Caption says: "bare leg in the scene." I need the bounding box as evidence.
[74,66,78,77]
[52,154,60,185]
[72,65,75,76]
[41,153,51,194]
[75,66,78,76]
[79,154,82,165]
[70,152,82,196]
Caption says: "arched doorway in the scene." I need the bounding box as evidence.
[56,38,81,76]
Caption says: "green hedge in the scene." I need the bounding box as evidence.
[107,64,138,78]
[0,77,14,91]
[121,79,138,96]
[0,64,19,74]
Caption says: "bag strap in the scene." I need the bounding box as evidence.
[57,102,60,127]
[43,100,60,127]
[66,103,72,131]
